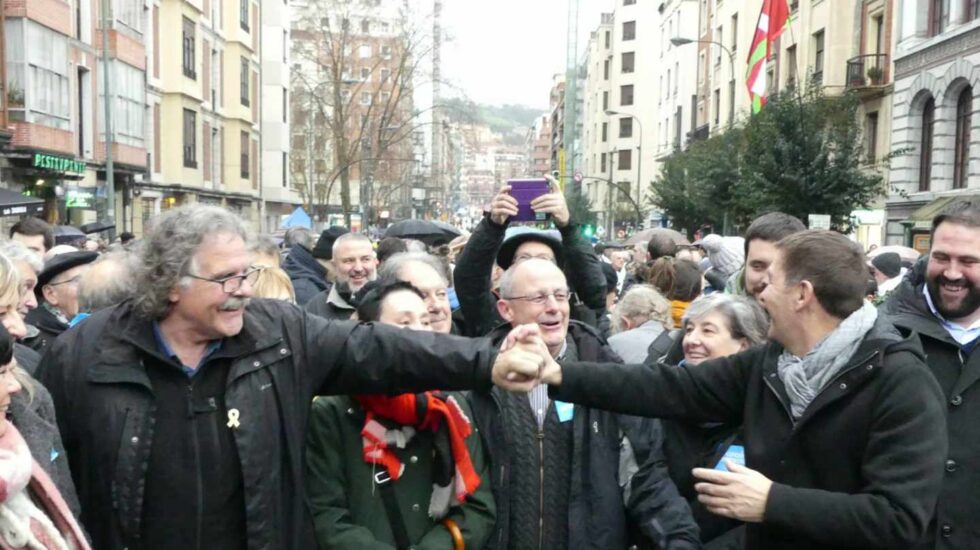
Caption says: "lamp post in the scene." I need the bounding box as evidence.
[671,36,736,127]
[605,109,642,228]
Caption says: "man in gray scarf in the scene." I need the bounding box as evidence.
[506,230,948,549]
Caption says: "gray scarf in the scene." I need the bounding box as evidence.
[777,302,878,419]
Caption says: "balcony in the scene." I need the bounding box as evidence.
[845,54,890,91]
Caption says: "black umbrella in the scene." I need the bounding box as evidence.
[430,220,462,239]
[53,225,86,245]
[80,221,116,234]
[384,219,443,239]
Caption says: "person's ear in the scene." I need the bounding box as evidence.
[796,280,815,311]
[497,299,515,323]
[621,316,634,330]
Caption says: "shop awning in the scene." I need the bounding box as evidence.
[902,194,980,230]
[0,187,44,217]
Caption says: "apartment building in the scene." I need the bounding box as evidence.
[525,114,551,176]
[2,0,148,230]
[290,0,415,228]
[886,0,980,248]
[136,0,262,235]
[261,0,299,232]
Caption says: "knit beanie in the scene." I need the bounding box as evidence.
[871,252,902,278]
[311,226,350,260]
[697,234,745,279]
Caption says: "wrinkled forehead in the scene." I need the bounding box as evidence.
[335,240,375,260]
[515,240,556,261]
[512,261,567,295]
[399,261,447,290]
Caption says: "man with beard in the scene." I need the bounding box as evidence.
[305,233,377,320]
[885,201,980,549]
[725,212,806,299]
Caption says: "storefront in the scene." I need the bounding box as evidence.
[900,194,980,254]
[6,150,87,224]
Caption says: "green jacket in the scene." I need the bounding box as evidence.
[306,394,496,550]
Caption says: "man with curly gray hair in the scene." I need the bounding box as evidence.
[36,204,548,550]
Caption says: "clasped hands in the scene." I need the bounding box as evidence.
[491,324,561,391]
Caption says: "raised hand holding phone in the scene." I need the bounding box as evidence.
[489,185,519,225]
[530,174,570,228]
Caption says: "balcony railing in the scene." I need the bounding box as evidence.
[845,53,889,89]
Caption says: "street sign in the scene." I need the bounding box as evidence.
[808,214,831,230]
[573,171,583,183]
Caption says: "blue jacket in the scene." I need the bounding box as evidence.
[281,245,328,306]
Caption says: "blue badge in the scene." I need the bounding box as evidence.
[714,445,745,471]
[50,448,60,462]
[555,400,574,423]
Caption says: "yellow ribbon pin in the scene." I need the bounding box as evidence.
[227,408,241,429]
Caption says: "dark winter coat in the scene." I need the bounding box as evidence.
[8,371,81,519]
[305,394,495,549]
[24,304,68,352]
[280,244,329,305]
[550,317,948,550]
[470,321,701,550]
[886,282,980,550]
[36,299,500,550]
[305,284,356,320]
[454,215,608,337]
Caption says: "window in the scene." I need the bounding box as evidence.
[380,91,391,103]
[713,88,720,126]
[731,14,738,52]
[5,20,71,129]
[282,152,288,187]
[182,17,196,78]
[117,0,145,35]
[619,117,632,138]
[931,0,950,36]
[360,67,370,81]
[813,30,825,84]
[604,30,611,49]
[601,122,608,142]
[617,149,632,170]
[361,91,372,105]
[240,0,249,31]
[620,85,634,106]
[101,61,145,147]
[972,0,980,20]
[919,97,935,192]
[621,52,635,73]
[241,131,250,178]
[381,22,391,33]
[380,68,390,82]
[240,57,250,106]
[361,19,370,33]
[954,87,972,189]
[602,91,609,110]
[600,152,607,172]
[866,112,879,162]
[360,45,372,58]
[623,21,636,41]
[183,109,197,168]
[786,45,797,85]
[624,0,636,4]
[715,26,723,66]
[728,79,735,125]
[282,87,287,122]
[603,59,610,79]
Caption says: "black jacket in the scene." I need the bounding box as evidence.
[36,299,499,550]
[281,244,329,306]
[304,284,355,320]
[470,321,700,550]
[550,318,948,550]
[886,282,980,550]
[454,216,607,337]
[24,304,68,352]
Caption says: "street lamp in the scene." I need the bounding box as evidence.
[671,36,736,126]
[605,109,643,228]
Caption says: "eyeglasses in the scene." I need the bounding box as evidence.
[503,289,570,305]
[514,253,556,264]
[47,275,82,287]
[187,267,262,293]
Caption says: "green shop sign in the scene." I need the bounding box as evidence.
[32,153,86,175]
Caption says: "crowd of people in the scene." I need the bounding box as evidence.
[0,179,976,550]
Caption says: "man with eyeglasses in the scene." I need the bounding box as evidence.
[454,177,607,337]
[35,205,548,550]
[467,258,700,549]
[24,250,97,351]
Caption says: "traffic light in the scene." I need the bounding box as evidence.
[582,224,595,238]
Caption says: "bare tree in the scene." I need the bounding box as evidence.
[291,0,440,227]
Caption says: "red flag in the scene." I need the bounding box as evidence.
[746,0,791,113]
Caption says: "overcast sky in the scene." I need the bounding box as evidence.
[441,0,613,109]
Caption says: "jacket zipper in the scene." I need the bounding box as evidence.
[537,426,545,550]
[188,382,204,550]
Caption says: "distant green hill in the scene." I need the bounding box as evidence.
[442,98,544,135]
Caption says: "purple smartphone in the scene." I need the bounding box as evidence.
[508,178,550,222]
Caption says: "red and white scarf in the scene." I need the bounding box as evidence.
[355,392,481,519]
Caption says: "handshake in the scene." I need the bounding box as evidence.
[490,324,563,392]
